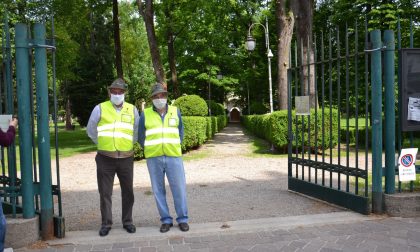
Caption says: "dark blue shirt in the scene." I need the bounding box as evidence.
[138,105,184,148]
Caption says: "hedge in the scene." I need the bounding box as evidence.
[173,95,208,116]
[207,100,226,116]
[242,108,339,152]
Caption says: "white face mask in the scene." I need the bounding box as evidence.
[110,94,124,106]
[153,98,167,110]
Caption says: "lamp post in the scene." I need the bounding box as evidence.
[245,17,274,113]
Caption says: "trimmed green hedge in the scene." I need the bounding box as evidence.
[207,100,226,116]
[242,108,339,152]
[173,95,208,116]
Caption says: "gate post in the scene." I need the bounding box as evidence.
[15,23,35,218]
[370,30,383,213]
[34,23,54,240]
[384,30,395,194]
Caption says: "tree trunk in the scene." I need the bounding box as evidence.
[112,0,123,78]
[165,5,179,97]
[292,0,317,108]
[137,0,166,86]
[276,0,294,110]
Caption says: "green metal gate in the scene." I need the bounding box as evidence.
[287,20,397,214]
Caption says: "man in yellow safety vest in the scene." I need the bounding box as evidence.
[138,83,189,233]
[87,78,139,237]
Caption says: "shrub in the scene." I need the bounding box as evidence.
[182,116,207,151]
[242,108,339,153]
[173,95,208,116]
[207,100,226,116]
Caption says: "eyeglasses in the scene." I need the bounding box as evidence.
[110,88,125,95]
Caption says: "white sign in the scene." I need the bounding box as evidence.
[398,148,418,182]
[0,115,12,133]
[295,96,310,115]
[408,97,420,121]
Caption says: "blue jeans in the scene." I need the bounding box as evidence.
[0,203,6,251]
[147,156,188,224]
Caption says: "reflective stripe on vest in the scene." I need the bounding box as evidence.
[143,105,182,158]
[97,101,135,152]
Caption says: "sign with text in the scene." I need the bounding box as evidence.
[295,96,310,115]
[398,148,418,182]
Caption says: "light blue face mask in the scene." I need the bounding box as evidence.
[153,98,167,109]
[110,94,124,106]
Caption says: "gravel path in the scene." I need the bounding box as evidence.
[57,123,344,231]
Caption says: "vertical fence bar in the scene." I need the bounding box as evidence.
[329,30,333,188]
[409,16,414,192]
[345,23,350,192]
[15,23,35,218]
[337,27,341,191]
[364,17,369,198]
[355,21,360,195]
[294,42,299,178]
[300,40,305,180]
[397,18,402,192]
[307,36,311,182]
[4,14,18,215]
[51,16,63,219]
[321,31,325,186]
[370,29,383,214]
[34,23,54,240]
[314,34,318,184]
[384,30,395,194]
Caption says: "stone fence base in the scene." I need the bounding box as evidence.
[384,192,420,217]
[5,215,39,249]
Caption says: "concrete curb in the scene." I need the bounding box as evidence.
[46,212,380,246]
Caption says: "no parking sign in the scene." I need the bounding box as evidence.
[398,148,418,182]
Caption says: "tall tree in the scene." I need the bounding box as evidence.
[137,0,166,86]
[112,0,123,78]
[292,0,317,108]
[276,0,294,110]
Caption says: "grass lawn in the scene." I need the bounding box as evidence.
[12,123,96,161]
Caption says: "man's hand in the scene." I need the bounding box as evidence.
[9,118,18,129]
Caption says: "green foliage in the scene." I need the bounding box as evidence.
[242,108,339,153]
[133,142,144,161]
[249,101,269,115]
[207,100,225,116]
[173,95,208,116]
[181,116,207,152]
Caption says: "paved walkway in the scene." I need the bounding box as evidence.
[16,212,420,252]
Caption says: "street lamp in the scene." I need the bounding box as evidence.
[245,17,274,113]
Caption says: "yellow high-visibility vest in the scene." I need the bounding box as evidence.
[143,105,182,158]
[97,101,135,152]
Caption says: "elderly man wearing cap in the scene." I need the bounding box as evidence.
[138,83,189,233]
[87,78,139,237]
